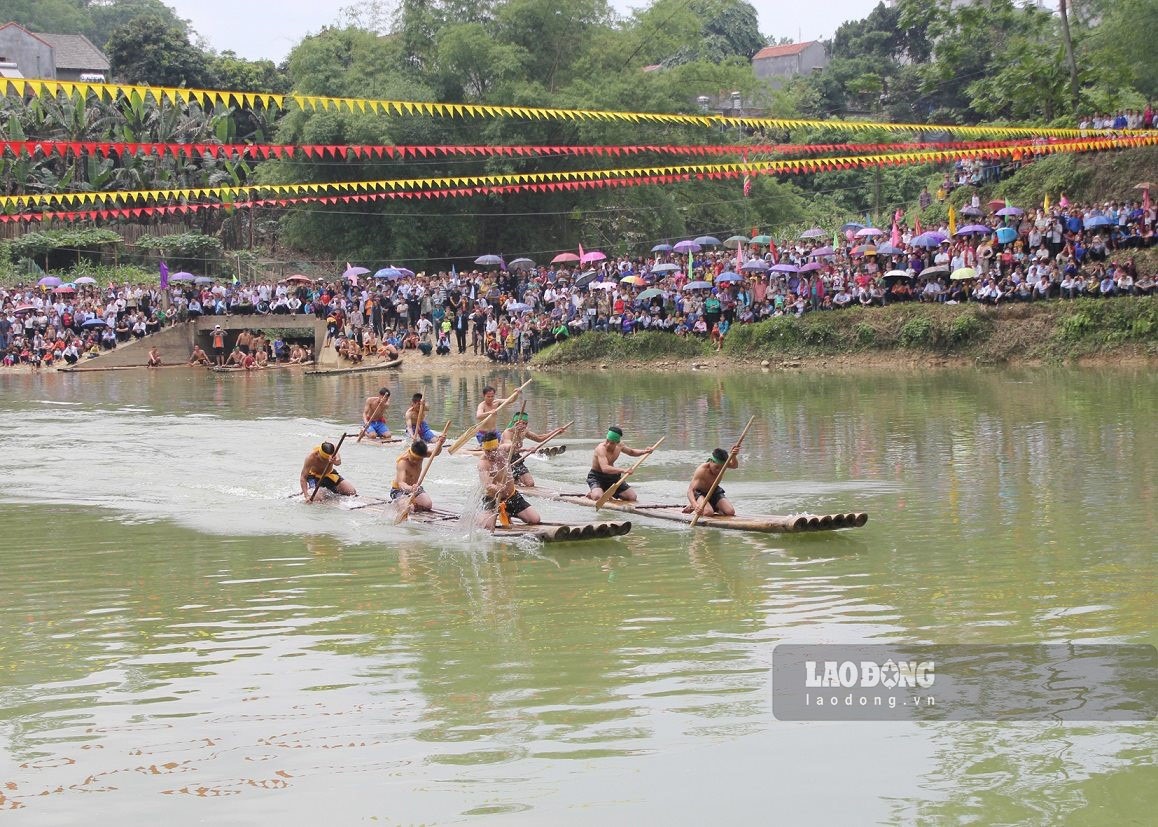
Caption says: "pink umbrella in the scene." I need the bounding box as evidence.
[855,227,884,238]
[580,250,606,264]
[551,252,580,264]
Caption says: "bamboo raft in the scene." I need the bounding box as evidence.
[408,508,631,543]
[305,357,402,376]
[464,444,567,458]
[522,488,868,534]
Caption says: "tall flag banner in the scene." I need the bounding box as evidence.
[578,242,585,263]
[1044,193,1051,213]
[914,216,923,236]
[159,260,169,289]
[948,204,957,237]
[1143,185,1151,214]
[890,220,901,248]
[768,239,779,264]
[736,242,744,271]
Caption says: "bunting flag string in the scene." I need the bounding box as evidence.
[3,76,1147,140]
[0,136,1125,162]
[3,134,1154,216]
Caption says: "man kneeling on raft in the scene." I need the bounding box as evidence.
[683,447,739,516]
[477,431,540,528]
[300,441,357,501]
[586,425,653,503]
[391,434,446,513]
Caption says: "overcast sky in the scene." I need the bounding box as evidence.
[165,0,883,64]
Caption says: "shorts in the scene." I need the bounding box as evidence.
[408,422,435,442]
[476,430,499,445]
[389,485,423,500]
[365,421,390,438]
[307,472,342,492]
[587,469,629,494]
[482,491,531,517]
[693,486,726,510]
[511,460,529,479]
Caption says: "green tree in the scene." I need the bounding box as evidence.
[106,16,214,87]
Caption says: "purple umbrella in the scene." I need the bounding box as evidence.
[808,246,836,258]
[855,227,884,238]
[579,250,606,264]
[995,206,1023,217]
[800,227,826,239]
[955,224,992,236]
[38,276,62,288]
[771,262,799,273]
[740,260,769,272]
[799,261,823,272]
[343,265,370,277]
[397,267,416,278]
[715,272,743,283]
[673,240,702,254]
[910,234,942,248]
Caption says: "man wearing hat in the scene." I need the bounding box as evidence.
[210,324,226,366]
[586,426,654,503]
[683,446,740,516]
[390,434,446,513]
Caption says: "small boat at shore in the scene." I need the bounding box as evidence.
[522,488,868,534]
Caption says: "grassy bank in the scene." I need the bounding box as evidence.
[534,298,1158,366]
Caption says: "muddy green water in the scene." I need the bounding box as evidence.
[1,366,1155,824]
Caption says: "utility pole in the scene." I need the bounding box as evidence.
[1058,0,1080,114]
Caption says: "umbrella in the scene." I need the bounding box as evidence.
[343,266,370,277]
[840,222,864,232]
[507,302,532,313]
[574,269,599,288]
[82,318,109,328]
[474,254,505,268]
[509,258,536,270]
[638,288,665,301]
[910,234,942,248]
[883,269,911,279]
[750,234,772,245]
[650,243,673,253]
[694,236,721,247]
[53,285,76,294]
[855,227,884,238]
[987,199,1006,210]
[955,224,991,236]
[38,276,63,288]
[374,267,403,279]
[580,250,606,264]
[283,274,312,284]
[620,275,646,286]
[808,246,835,258]
[875,243,904,256]
[650,262,680,274]
[1135,182,1153,189]
[684,280,712,290]
[396,267,415,278]
[961,206,985,217]
[11,305,37,314]
[169,272,195,282]
[1084,215,1113,228]
[800,227,826,239]
[995,227,1018,244]
[74,276,97,285]
[722,235,749,249]
[715,272,743,283]
[995,206,1023,217]
[194,276,215,284]
[851,244,877,256]
[921,265,951,278]
[673,240,701,254]
[551,252,580,264]
[740,260,769,272]
[951,267,977,281]
[590,281,616,291]
[798,261,823,273]
[770,263,799,273]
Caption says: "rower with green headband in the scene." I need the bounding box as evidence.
[501,411,556,488]
[683,446,740,516]
[586,425,655,503]
[300,440,357,501]
[390,432,446,513]
[477,431,541,528]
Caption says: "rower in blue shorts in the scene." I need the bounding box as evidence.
[404,392,440,442]
[361,387,392,440]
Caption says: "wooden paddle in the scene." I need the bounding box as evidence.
[512,420,573,466]
[307,432,348,503]
[448,378,533,454]
[394,420,452,524]
[356,391,390,443]
[690,415,755,527]
[595,436,665,508]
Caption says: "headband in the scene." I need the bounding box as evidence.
[482,437,500,450]
[317,444,333,459]
[508,412,529,428]
[606,430,622,443]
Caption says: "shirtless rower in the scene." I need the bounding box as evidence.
[586,425,654,503]
[477,431,540,528]
[474,384,519,444]
[390,434,446,513]
[361,388,392,441]
[187,343,211,366]
[300,441,357,501]
[404,392,439,443]
[501,411,554,488]
[683,447,740,516]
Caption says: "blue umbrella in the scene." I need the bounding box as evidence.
[673,240,702,254]
[840,222,864,232]
[194,276,214,285]
[715,272,743,283]
[694,236,721,246]
[1083,215,1113,228]
[684,280,712,290]
[910,234,942,248]
[740,259,770,271]
[651,243,673,253]
[374,267,404,279]
[82,318,109,328]
[995,227,1018,244]
[995,206,1023,217]
[875,243,904,256]
[507,303,532,313]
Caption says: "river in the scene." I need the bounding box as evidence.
[1,365,1154,823]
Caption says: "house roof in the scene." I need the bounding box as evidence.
[33,32,110,71]
[753,41,819,61]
